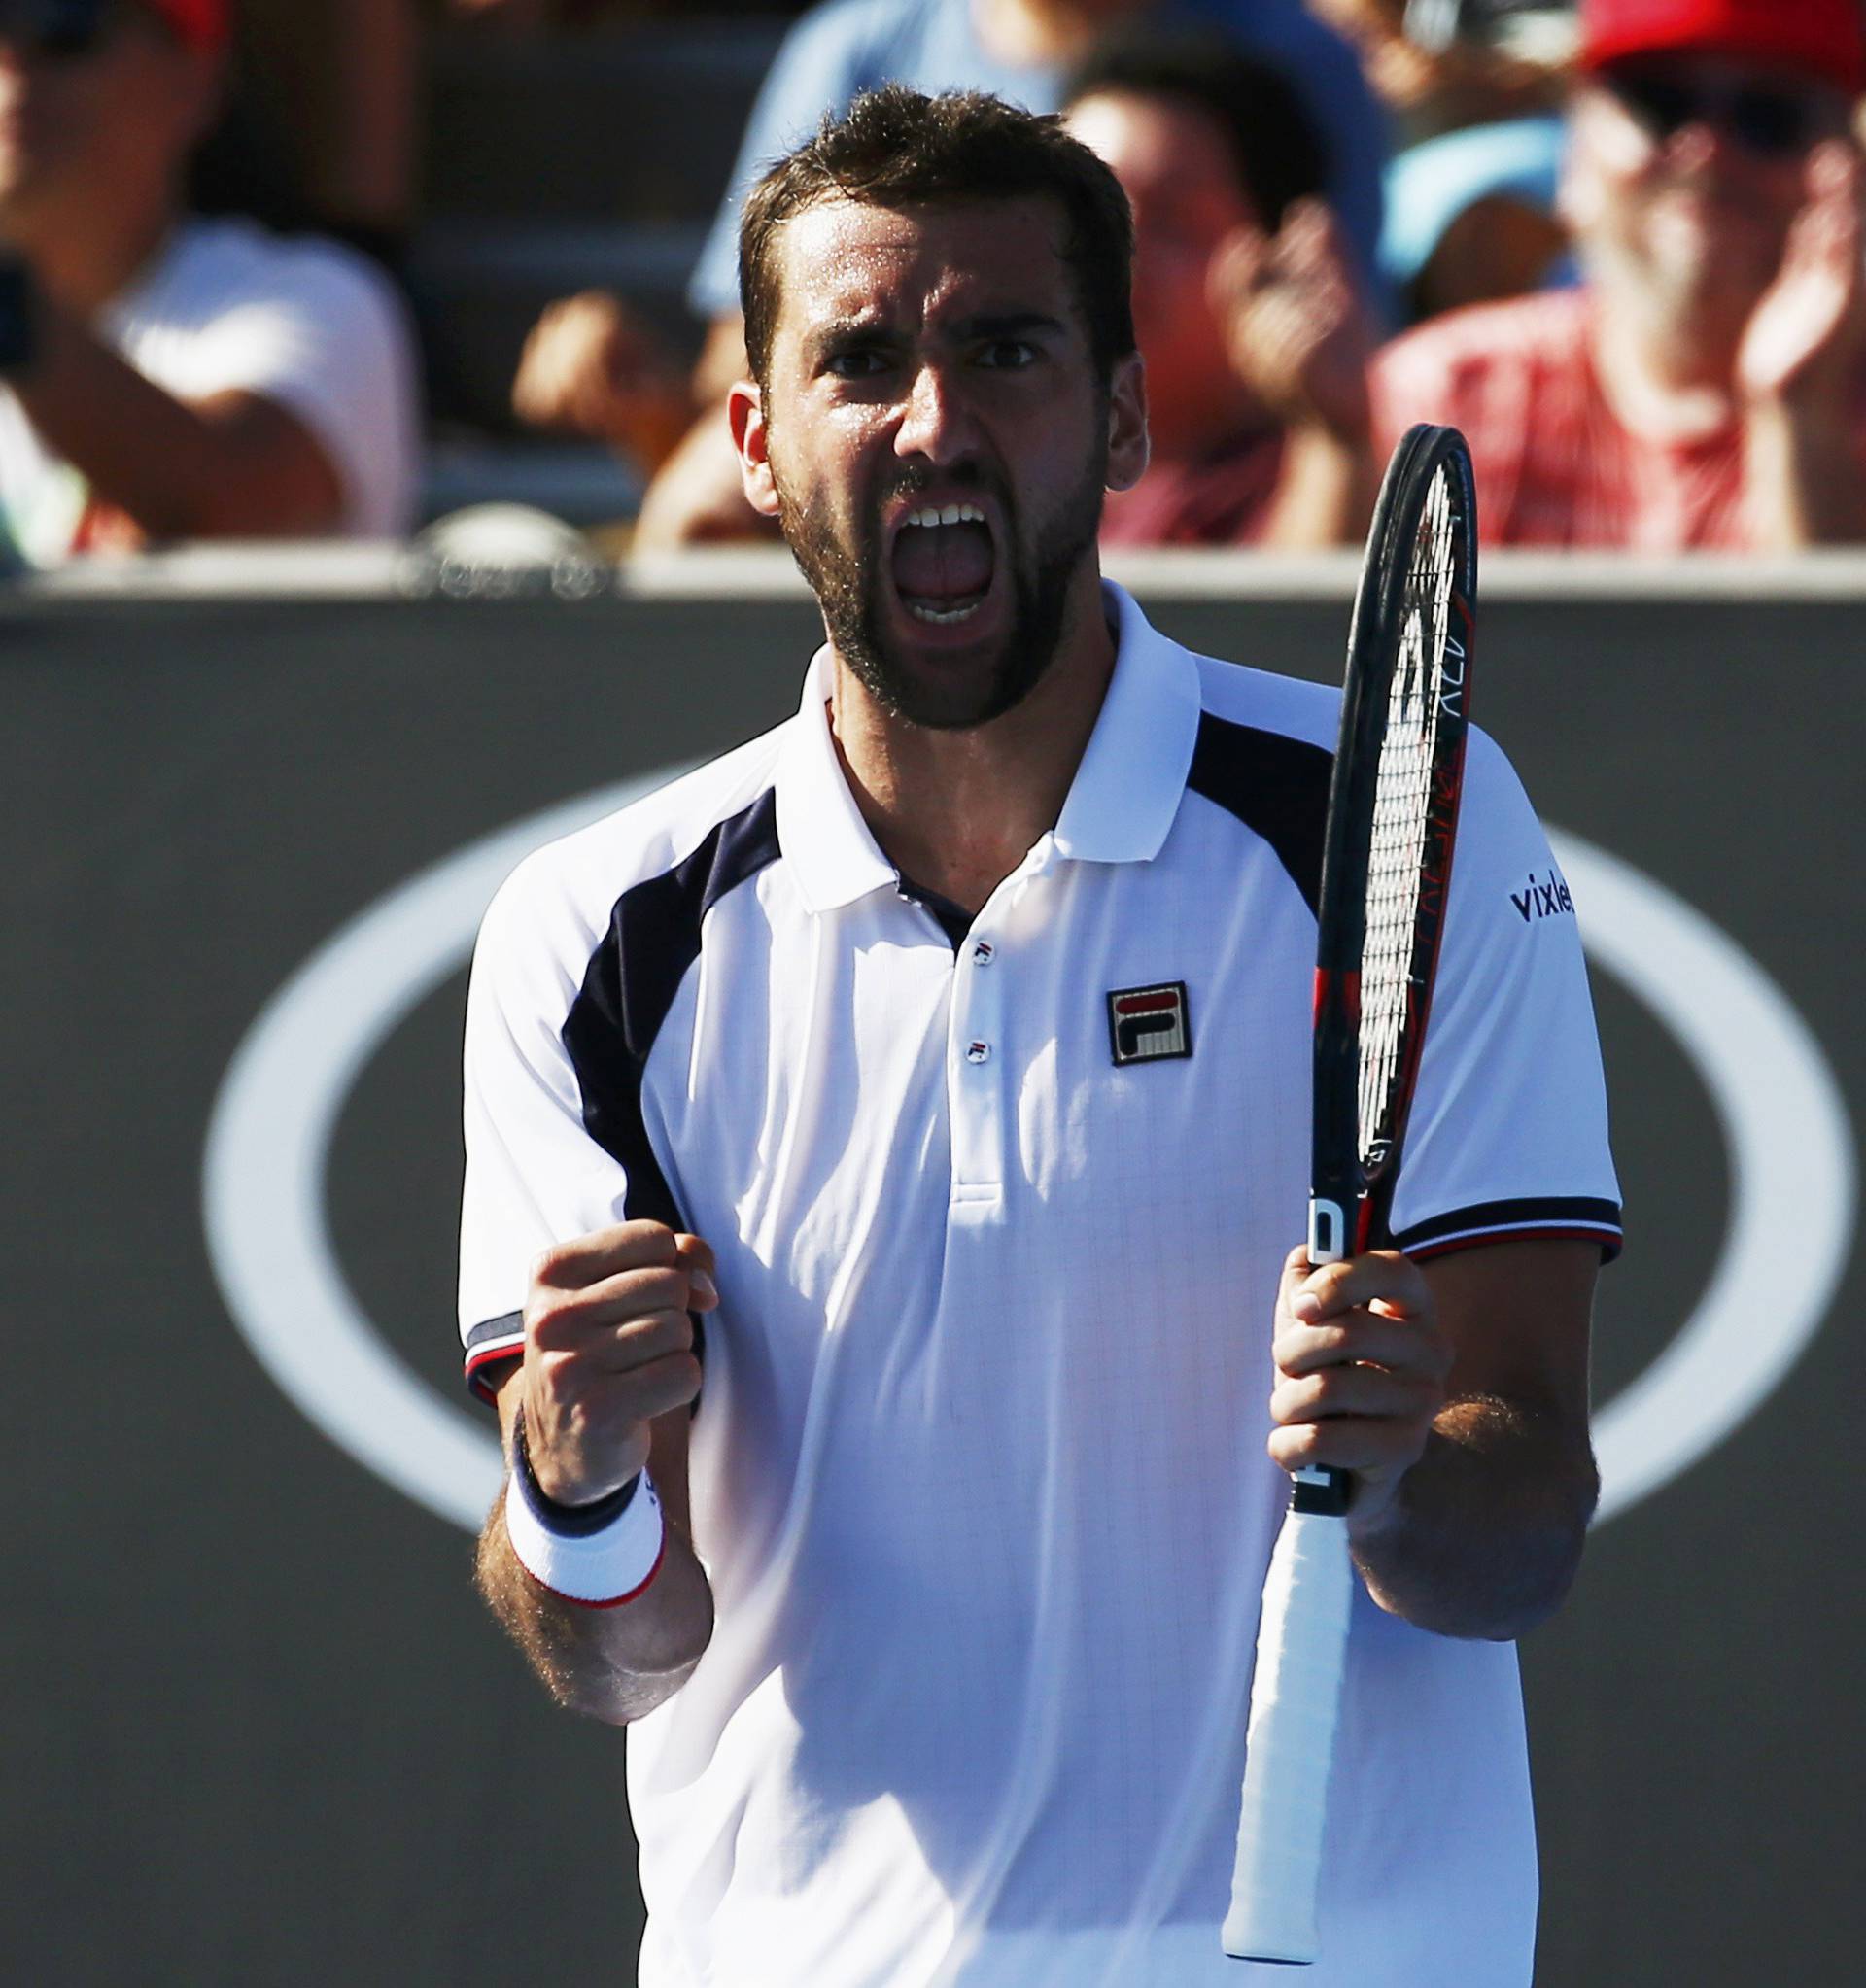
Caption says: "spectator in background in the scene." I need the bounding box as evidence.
[1313,0,1571,140]
[1063,34,1373,544]
[1379,111,1571,321]
[1372,0,1866,547]
[447,0,799,21]
[512,0,1395,548]
[0,0,418,566]
[225,0,421,270]
[1312,0,1579,322]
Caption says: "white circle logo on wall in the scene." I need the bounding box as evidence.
[202,784,1855,1533]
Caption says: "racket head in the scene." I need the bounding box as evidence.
[1312,424,1476,1251]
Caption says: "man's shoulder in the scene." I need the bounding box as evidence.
[1191,646,1532,803]
[129,218,402,332]
[1371,289,1596,477]
[1191,646,1340,756]
[478,725,791,969]
[1376,288,1590,394]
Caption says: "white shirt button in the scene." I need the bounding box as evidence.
[971,941,994,965]
[965,1040,990,1064]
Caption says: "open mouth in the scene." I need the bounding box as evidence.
[889,502,997,626]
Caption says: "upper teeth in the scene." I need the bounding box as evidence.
[902,504,985,529]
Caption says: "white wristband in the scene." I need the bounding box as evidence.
[503,1452,667,1610]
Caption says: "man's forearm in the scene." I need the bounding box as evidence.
[1744,399,1866,547]
[1260,423,1374,550]
[14,298,339,538]
[475,1500,715,1724]
[1347,1395,1599,1641]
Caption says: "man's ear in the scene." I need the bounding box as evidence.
[1105,349,1150,495]
[729,380,783,518]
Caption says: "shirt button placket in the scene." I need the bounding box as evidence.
[950,926,1005,1203]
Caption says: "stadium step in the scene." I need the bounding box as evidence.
[414,19,780,441]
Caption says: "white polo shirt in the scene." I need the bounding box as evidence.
[459,583,1621,1988]
[0,218,417,566]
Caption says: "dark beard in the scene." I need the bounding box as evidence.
[775,451,1107,731]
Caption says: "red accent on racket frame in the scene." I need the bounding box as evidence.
[1312,968,1363,1027]
[1352,1197,1377,1254]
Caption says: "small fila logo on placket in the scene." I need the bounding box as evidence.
[1107,981,1192,1065]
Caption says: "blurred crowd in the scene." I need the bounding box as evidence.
[0,0,1861,566]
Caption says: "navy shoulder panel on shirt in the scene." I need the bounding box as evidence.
[1186,708,1331,916]
[562,787,782,1227]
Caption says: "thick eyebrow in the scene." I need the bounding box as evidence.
[803,318,894,365]
[949,311,1067,344]
[800,307,1070,369]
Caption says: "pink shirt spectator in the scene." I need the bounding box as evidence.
[1371,288,1866,548]
[1099,427,1286,546]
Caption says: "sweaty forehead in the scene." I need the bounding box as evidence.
[771,195,1079,336]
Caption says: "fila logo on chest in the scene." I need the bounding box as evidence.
[1107,981,1192,1066]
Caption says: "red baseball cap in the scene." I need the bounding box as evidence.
[1579,0,1866,93]
[143,0,230,51]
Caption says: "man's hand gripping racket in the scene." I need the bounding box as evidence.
[1222,425,1477,1965]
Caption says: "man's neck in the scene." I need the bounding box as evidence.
[6,193,179,319]
[1587,279,1747,442]
[826,578,1118,914]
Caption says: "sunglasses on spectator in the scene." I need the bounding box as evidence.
[0,0,142,58]
[1604,67,1832,158]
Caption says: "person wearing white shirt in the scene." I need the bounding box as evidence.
[463,86,1619,1988]
[0,0,417,565]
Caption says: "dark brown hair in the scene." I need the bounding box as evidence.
[739,85,1136,389]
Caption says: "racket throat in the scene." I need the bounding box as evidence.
[1296,1195,1361,1521]
[1306,1191,1374,1267]
[1307,1195,1348,1265]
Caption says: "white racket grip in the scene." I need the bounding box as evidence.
[1222,1508,1356,1963]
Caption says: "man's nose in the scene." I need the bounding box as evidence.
[1668,118,1741,173]
[895,360,975,463]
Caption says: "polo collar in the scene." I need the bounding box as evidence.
[774,643,900,913]
[774,581,1202,913]
[1053,582,1202,866]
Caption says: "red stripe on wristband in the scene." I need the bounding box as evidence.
[523,1528,668,1611]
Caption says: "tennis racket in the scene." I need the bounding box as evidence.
[1222,423,1476,1965]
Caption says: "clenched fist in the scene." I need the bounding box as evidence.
[510,290,694,470]
[1267,1243,1452,1530]
[519,1219,719,1506]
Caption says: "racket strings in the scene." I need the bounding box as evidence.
[1358,469,1458,1155]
